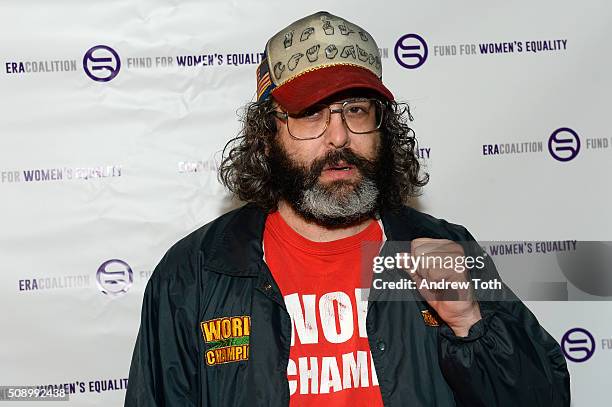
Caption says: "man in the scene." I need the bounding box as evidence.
[125,11,570,407]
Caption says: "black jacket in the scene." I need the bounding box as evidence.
[125,204,570,406]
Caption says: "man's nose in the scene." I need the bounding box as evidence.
[323,108,350,148]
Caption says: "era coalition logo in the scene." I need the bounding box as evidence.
[548,127,580,162]
[394,34,428,69]
[83,45,121,82]
[96,259,133,296]
[561,327,595,362]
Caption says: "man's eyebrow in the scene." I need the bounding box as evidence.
[317,96,372,105]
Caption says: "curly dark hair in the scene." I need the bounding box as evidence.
[218,97,429,212]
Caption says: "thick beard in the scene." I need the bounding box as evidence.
[268,139,382,228]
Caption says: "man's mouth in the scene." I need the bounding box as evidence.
[322,161,355,172]
[319,161,359,181]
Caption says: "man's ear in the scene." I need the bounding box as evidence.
[264,139,270,156]
[264,99,280,157]
[262,130,276,157]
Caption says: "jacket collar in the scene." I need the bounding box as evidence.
[202,203,267,277]
[202,203,441,277]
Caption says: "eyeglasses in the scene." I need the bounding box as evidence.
[270,98,385,140]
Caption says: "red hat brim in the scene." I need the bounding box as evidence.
[270,65,394,114]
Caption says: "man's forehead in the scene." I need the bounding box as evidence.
[319,89,380,103]
[274,88,380,111]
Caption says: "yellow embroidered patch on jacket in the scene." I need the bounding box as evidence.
[200,316,251,366]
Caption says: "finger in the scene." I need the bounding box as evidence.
[412,239,464,256]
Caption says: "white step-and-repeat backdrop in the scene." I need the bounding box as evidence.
[1,0,610,405]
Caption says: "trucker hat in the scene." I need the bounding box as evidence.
[256,11,394,114]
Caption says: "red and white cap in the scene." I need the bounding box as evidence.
[256,11,394,114]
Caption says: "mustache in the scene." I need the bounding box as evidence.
[304,148,378,188]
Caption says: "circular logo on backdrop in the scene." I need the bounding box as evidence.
[96,259,133,296]
[561,327,595,362]
[548,127,580,161]
[394,34,428,69]
[83,45,121,82]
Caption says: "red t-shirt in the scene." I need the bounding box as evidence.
[263,211,384,407]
